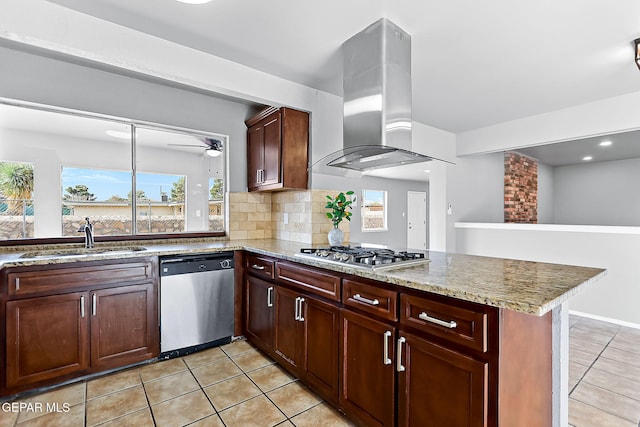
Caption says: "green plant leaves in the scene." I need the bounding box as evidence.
[325,191,354,227]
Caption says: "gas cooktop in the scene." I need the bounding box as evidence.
[294,246,430,272]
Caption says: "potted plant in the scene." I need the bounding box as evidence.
[325,191,354,246]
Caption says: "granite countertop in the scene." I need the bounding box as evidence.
[0,238,606,316]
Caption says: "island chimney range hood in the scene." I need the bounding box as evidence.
[317,18,441,173]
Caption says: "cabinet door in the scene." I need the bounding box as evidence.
[261,111,281,186]
[301,296,339,404]
[90,283,158,370]
[5,292,89,389]
[247,123,264,190]
[273,286,302,371]
[397,331,488,427]
[244,275,274,354]
[340,309,396,427]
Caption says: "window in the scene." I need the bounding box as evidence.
[0,161,35,239]
[0,101,227,242]
[361,189,387,231]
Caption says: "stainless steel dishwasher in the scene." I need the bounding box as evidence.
[159,252,234,358]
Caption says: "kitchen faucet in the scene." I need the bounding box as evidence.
[78,217,95,249]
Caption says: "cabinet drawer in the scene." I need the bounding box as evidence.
[7,260,154,297]
[343,279,398,321]
[245,254,275,280]
[400,294,488,352]
[276,262,340,301]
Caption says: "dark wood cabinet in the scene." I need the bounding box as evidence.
[340,309,396,427]
[5,292,89,389]
[240,255,553,427]
[245,106,309,192]
[90,283,157,370]
[397,331,488,427]
[2,258,159,396]
[244,275,274,355]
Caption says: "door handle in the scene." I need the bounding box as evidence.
[256,170,260,184]
[267,287,273,307]
[294,297,300,320]
[80,295,85,318]
[397,337,406,372]
[298,298,305,322]
[383,331,392,365]
[92,293,97,316]
[418,312,457,329]
[252,264,265,270]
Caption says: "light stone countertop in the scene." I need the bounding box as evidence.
[0,238,606,316]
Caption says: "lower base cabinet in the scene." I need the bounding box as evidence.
[5,292,89,389]
[273,285,340,403]
[2,258,159,397]
[397,331,488,427]
[340,309,396,427]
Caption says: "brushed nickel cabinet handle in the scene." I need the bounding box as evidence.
[92,293,97,316]
[252,264,265,270]
[383,331,392,365]
[15,277,20,291]
[397,336,406,372]
[267,287,273,308]
[353,293,380,306]
[298,298,305,322]
[294,296,300,321]
[80,295,85,318]
[418,312,457,329]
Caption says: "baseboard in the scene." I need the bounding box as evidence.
[569,310,640,330]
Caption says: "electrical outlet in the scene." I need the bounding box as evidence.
[447,204,452,215]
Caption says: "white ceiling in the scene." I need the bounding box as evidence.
[46,0,640,134]
[515,129,640,167]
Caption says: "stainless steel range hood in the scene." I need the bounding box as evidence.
[315,18,435,173]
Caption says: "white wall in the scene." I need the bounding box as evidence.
[455,223,640,326]
[312,174,428,249]
[553,158,640,226]
[445,153,504,251]
[537,161,555,224]
[456,91,640,157]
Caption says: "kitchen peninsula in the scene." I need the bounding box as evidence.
[0,238,605,426]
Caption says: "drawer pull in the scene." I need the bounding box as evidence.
[92,293,97,316]
[15,277,20,291]
[353,293,379,306]
[418,312,457,329]
[252,264,266,270]
[80,295,85,318]
[383,331,392,365]
[267,287,274,307]
[397,336,406,372]
[298,297,305,322]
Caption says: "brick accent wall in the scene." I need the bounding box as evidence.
[504,152,538,223]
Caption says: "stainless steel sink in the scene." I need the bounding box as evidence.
[20,246,147,258]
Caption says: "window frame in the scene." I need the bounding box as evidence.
[0,98,228,246]
[361,189,388,232]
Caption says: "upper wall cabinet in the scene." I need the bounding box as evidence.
[245,107,309,192]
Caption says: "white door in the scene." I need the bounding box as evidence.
[407,191,427,250]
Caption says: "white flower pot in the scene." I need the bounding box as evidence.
[328,227,344,246]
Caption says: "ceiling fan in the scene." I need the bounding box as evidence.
[168,137,223,157]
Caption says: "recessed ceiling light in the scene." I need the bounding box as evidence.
[175,0,212,3]
[105,130,131,139]
[583,156,593,161]
[423,169,430,173]
[599,141,612,147]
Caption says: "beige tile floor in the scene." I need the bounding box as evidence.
[569,314,640,427]
[0,340,353,427]
[2,314,639,427]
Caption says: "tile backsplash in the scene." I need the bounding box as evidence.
[229,190,350,245]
